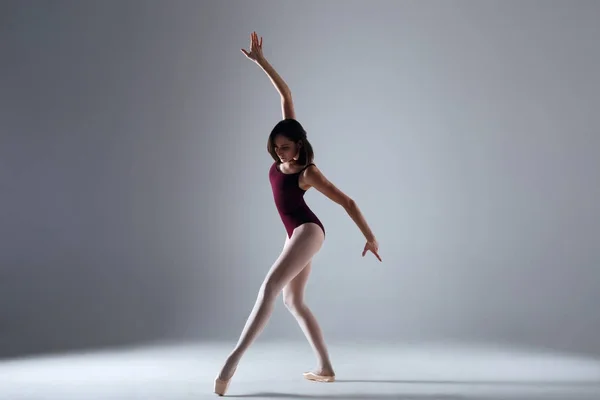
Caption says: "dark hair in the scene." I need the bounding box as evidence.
[267,118,314,165]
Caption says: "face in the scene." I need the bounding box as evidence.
[273,135,300,162]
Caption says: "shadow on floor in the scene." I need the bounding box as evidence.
[334,379,600,387]
[227,394,461,399]
[226,379,600,399]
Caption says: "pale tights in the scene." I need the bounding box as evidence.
[218,223,333,380]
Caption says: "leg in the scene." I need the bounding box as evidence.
[217,223,325,381]
[283,261,335,376]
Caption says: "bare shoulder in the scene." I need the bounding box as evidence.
[303,163,320,176]
[303,163,335,188]
[299,163,322,190]
[300,164,353,208]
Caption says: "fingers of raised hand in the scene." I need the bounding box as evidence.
[251,32,262,50]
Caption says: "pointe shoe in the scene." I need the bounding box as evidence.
[214,367,237,396]
[303,371,335,382]
[213,377,231,396]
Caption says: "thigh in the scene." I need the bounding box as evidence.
[265,223,324,292]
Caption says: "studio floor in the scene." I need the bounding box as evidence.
[1,340,600,400]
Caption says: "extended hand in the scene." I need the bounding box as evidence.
[362,239,382,262]
[241,31,264,62]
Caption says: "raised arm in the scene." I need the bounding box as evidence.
[241,32,295,120]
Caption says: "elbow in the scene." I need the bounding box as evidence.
[344,198,357,211]
[281,90,292,101]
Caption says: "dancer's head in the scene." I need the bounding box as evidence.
[267,119,314,165]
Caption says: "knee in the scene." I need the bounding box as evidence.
[259,279,281,301]
[283,293,304,314]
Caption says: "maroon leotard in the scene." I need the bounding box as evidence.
[269,162,326,239]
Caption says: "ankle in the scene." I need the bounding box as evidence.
[319,363,334,374]
[218,355,240,380]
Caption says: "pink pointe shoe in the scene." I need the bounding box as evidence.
[214,367,237,396]
[213,377,231,396]
[303,371,335,382]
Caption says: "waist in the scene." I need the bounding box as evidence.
[278,208,322,225]
[274,200,311,214]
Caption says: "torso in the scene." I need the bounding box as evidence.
[269,161,325,239]
[276,162,313,191]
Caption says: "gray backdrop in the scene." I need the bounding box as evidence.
[2,0,599,359]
